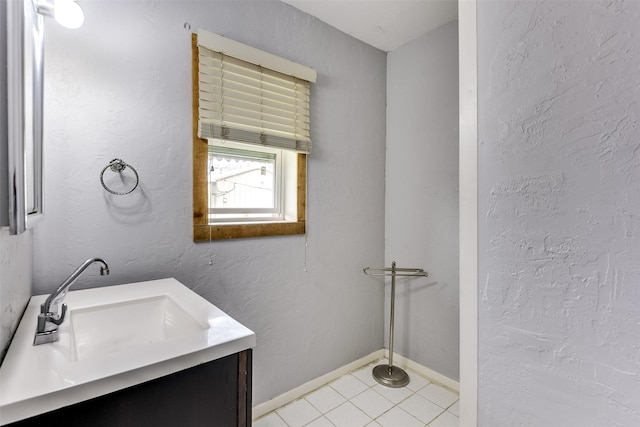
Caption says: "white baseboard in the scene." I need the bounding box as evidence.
[252,349,459,421]
[252,349,384,420]
[382,349,460,392]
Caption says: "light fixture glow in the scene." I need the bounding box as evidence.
[53,0,84,29]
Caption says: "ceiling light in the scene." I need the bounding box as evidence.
[53,0,84,29]
[37,0,84,29]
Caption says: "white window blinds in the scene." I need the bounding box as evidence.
[197,30,315,154]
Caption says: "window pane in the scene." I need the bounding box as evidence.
[208,147,276,211]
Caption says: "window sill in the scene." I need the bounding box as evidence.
[193,221,305,241]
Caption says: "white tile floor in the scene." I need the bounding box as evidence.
[254,359,459,427]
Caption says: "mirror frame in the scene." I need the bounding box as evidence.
[7,0,45,235]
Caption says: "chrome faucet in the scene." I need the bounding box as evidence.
[33,257,109,346]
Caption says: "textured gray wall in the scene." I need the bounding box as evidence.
[478,1,640,425]
[386,21,459,381]
[33,0,387,405]
[1,0,8,227]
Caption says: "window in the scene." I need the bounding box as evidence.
[209,146,278,216]
[208,143,282,221]
[192,30,316,240]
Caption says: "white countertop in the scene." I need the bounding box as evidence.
[0,278,256,425]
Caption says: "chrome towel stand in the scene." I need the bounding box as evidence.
[363,261,428,388]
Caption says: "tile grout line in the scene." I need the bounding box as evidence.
[257,358,459,427]
[316,373,445,427]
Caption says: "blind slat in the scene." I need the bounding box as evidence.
[199,96,310,121]
[200,114,309,137]
[199,123,311,153]
[199,68,305,97]
[198,42,312,154]
[199,79,309,108]
[199,91,310,117]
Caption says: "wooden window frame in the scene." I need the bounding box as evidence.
[192,34,306,241]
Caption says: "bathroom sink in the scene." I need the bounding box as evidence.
[0,278,256,425]
[70,295,206,361]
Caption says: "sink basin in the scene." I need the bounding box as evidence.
[70,295,206,361]
[0,278,256,425]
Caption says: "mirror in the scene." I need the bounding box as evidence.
[7,0,45,235]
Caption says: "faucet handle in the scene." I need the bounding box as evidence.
[48,304,67,326]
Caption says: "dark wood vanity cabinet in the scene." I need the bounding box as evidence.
[8,349,252,427]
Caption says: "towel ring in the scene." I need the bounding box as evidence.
[100,159,139,195]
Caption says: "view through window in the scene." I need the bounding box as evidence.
[208,145,282,221]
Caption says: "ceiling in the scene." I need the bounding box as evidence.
[281,0,458,52]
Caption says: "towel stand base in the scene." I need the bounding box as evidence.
[372,363,410,388]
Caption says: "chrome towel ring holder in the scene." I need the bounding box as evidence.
[100,158,139,195]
